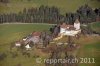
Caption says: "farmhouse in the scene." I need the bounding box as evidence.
[31,32,41,44]
[14,32,41,50]
[15,41,21,47]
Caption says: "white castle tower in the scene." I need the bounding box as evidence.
[74,19,80,30]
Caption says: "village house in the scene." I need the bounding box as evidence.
[25,32,41,50]
[15,31,41,50]
[31,32,41,44]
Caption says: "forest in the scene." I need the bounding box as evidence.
[0,4,100,24]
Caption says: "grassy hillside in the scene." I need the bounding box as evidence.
[0,23,100,66]
[0,24,52,66]
[76,36,100,66]
[0,0,100,14]
[90,22,100,33]
[0,24,52,52]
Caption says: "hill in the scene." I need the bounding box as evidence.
[0,0,100,14]
[0,23,100,66]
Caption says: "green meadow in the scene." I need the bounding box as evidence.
[0,24,52,66]
[90,22,100,33]
[0,23,52,46]
[0,0,100,14]
[0,22,100,66]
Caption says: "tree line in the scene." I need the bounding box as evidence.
[0,0,9,3]
[0,4,100,24]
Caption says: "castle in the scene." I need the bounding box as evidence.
[60,19,81,36]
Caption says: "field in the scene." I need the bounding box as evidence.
[90,22,100,33]
[0,0,100,14]
[0,23,53,66]
[0,23,52,48]
[0,22,100,66]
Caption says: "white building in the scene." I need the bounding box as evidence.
[25,44,31,50]
[60,19,81,36]
[15,42,21,47]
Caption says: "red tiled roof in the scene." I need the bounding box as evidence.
[60,23,74,28]
[32,32,41,36]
